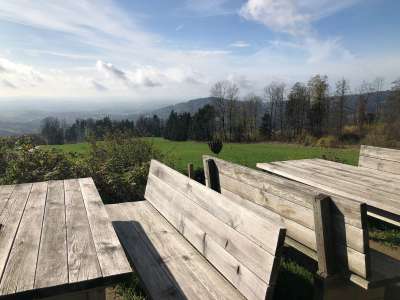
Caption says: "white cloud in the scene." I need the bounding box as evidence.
[230,41,251,48]
[239,0,360,36]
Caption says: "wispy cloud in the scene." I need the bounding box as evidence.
[239,0,361,36]
[230,41,251,48]
[184,0,233,16]
[2,79,16,89]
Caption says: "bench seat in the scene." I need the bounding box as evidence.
[107,201,245,300]
[106,160,286,300]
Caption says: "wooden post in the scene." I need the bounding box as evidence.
[188,163,194,179]
[204,159,221,193]
[313,194,335,278]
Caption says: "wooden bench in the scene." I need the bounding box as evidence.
[106,160,286,300]
[203,156,400,298]
[359,145,400,175]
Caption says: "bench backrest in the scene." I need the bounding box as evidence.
[145,160,286,300]
[359,145,400,175]
[203,156,370,282]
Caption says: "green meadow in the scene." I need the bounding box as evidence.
[46,137,359,172]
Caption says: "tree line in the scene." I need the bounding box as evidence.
[160,75,399,146]
[41,74,400,147]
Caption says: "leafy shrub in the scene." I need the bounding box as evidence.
[299,134,317,146]
[85,134,168,203]
[315,136,340,148]
[0,143,84,185]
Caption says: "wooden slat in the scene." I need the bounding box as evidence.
[360,145,400,162]
[64,179,102,283]
[287,160,400,195]
[206,156,365,229]
[257,161,400,217]
[35,180,68,289]
[313,158,400,183]
[79,178,131,278]
[0,185,15,216]
[0,182,47,294]
[145,172,278,295]
[204,157,369,279]
[149,160,285,256]
[108,202,245,300]
[313,195,335,277]
[217,168,365,254]
[359,155,400,175]
[0,183,32,282]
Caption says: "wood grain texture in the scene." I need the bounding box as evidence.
[0,182,47,294]
[313,195,335,277]
[79,178,131,278]
[64,179,102,283]
[146,160,286,299]
[360,145,400,163]
[35,180,68,289]
[0,183,32,282]
[257,161,400,217]
[145,173,276,296]
[204,156,369,280]
[359,155,400,175]
[0,185,15,216]
[108,201,246,300]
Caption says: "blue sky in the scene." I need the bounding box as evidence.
[0,0,399,102]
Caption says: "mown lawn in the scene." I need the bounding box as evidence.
[47,137,359,172]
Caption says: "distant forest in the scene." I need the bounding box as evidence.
[40,75,400,148]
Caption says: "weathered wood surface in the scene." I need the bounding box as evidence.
[257,159,400,221]
[203,156,370,280]
[0,179,131,299]
[146,160,286,300]
[107,201,246,300]
[359,145,400,175]
[256,158,400,287]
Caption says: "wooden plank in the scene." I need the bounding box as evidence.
[35,180,68,289]
[0,185,15,216]
[359,155,400,175]
[219,173,365,254]
[64,179,102,283]
[257,161,400,217]
[146,173,279,287]
[0,182,47,294]
[287,160,400,195]
[360,145,400,162]
[78,178,131,278]
[207,156,365,229]
[311,159,400,187]
[313,158,400,183]
[108,202,245,300]
[313,194,335,277]
[0,183,32,284]
[150,160,285,256]
[204,157,369,279]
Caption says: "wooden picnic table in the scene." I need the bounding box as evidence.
[257,158,400,227]
[0,178,131,299]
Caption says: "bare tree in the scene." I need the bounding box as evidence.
[264,82,285,138]
[334,78,350,136]
[226,83,240,141]
[210,81,229,140]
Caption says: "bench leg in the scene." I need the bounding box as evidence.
[314,276,385,300]
[41,287,106,300]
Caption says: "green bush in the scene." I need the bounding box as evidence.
[315,135,340,148]
[84,134,169,203]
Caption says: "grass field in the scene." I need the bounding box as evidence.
[47,137,359,172]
